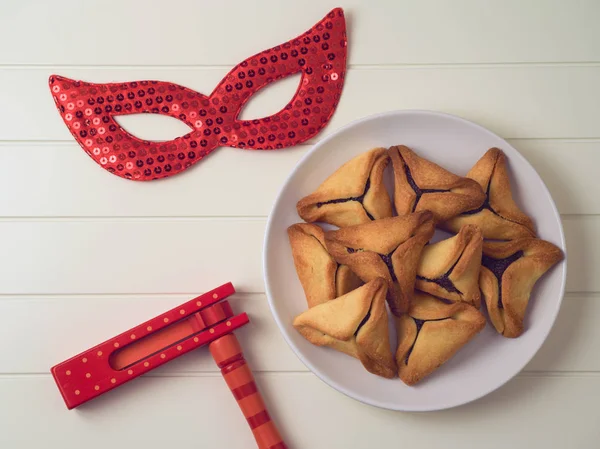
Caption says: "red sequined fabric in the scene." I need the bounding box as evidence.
[49,8,347,181]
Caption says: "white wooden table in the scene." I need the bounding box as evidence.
[1,1,599,447]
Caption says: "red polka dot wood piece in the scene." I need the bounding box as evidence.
[48,8,347,181]
[51,282,287,447]
[51,283,240,409]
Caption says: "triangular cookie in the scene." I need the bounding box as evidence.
[415,224,483,307]
[440,148,536,240]
[288,223,363,308]
[293,278,396,378]
[324,211,435,316]
[296,148,393,228]
[395,291,486,386]
[480,237,563,338]
[389,145,485,222]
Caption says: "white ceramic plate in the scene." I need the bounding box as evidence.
[263,110,567,411]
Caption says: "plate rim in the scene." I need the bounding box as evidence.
[262,108,567,412]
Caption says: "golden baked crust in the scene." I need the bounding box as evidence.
[480,237,563,338]
[440,148,536,240]
[395,291,486,386]
[293,278,396,378]
[415,224,483,308]
[324,211,435,316]
[389,145,485,222]
[288,223,363,308]
[296,148,393,228]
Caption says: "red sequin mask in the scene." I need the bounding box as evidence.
[49,8,347,181]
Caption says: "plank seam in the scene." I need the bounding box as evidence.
[3,62,600,69]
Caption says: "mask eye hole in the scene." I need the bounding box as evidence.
[236,72,301,121]
[114,114,193,142]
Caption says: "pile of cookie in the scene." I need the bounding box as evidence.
[288,145,563,385]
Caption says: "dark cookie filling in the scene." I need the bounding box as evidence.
[379,252,397,282]
[416,255,463,295]
[462,181,493,216]
[316,178,375,220]
[354,310,372,337]
[481,250,524,309]
[461,179,525,228]
[404,317,451,364]
[345,247,398,282]
[403,162,449,212]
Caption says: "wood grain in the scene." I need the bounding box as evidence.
[1,0,599,446]
[0,374,598,448]
[0,216,591,294]
[0,139,597,217]
[0,294,596,374]
[2,66,600,141]
[1,0,599,65]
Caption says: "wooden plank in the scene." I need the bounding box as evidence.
[0,294,595,374]
[2,66,600,141]
[1,0,599,65]
[0,139,598,217]
[0,374,598,448]
[0,219,266,294]
[0,144,306,218]
[0,216,591,294]
[562,215,598,293]
[0,294,303,374]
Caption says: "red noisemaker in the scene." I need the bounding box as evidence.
[51,283,286,449]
